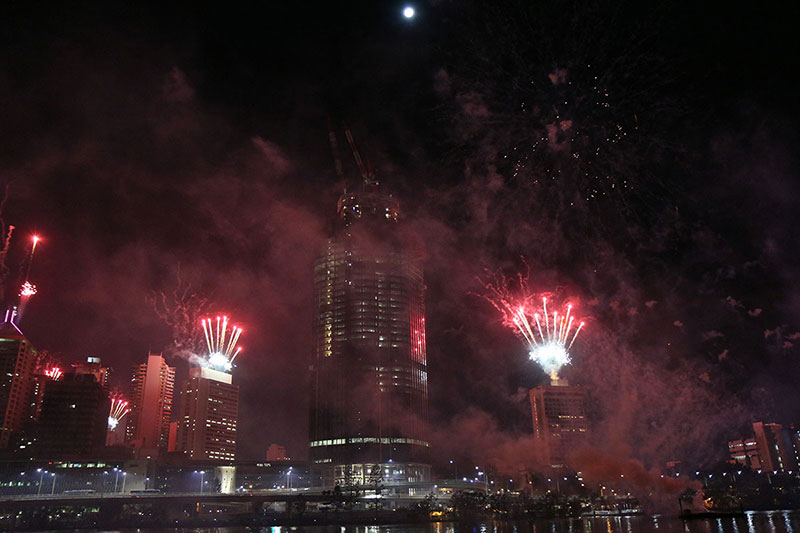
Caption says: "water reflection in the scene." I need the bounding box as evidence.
[215,512,800,533]
[768,511,778,533]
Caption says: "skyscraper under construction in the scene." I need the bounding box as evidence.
[309,178,430,488]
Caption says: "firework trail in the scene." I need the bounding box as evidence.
[16,235,42,323]
[108,394,130,431]
[482,269,585,382]
[200,315,243,372]
[24,235,40,281]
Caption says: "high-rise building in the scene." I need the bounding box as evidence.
[530,380,588,470]
[752,422,798,473]
[176,367,239,461]
[0,320,37,449]
[127,353,175,457]
[35,373,109,459]
[73,356,109,390]
[309,180,430,487]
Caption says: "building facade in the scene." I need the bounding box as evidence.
[530,381,588,470]
[176,367,239,461]
[127,353,175,457]
[0,320,37,449]
[728,436,761,469]
[309,181,430,487]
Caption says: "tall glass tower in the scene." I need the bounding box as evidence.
[309,182,430,488]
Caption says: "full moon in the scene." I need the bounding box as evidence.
[403,6,415,18]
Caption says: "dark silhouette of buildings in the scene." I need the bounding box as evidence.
[309,179,430,487]
[35,373,109,459]
[72,356,109,390]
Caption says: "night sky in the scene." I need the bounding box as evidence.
[1,0,798,479]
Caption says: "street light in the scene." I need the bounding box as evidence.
[449,460,457,479]
[50,473,56,495]
[113,469,120,493]
[121,472,127,493]
[37,469,45,497]
[287,467,293,490]
[195,470,206,493]
[476,469,488,494]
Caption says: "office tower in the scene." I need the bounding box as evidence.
[127,352,175,457]
[73,356,109,390]
[176,367,238,461]
[752,422,798,473]
[35,373,110,459]
[309,179,430,487]
[530,380,588,469]
[0,320,37,449]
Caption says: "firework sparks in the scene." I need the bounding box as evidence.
[108,395,130,431]
[482,269,585,382]
[44,367,62,381]
[19,281,36,297]
[148,270,210,355]
[513,298,584,382]
[200,315,243,372]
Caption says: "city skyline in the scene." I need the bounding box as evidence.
[1,0,799,480]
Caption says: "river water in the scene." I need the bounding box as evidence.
[136,510,800,533]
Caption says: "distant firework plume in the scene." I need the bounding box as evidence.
[482,269,585,382]
[44,367,62,381]
[200,315,243,373]
[108,395,130,431]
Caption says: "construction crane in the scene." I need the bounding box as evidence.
[327,118,377,187]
